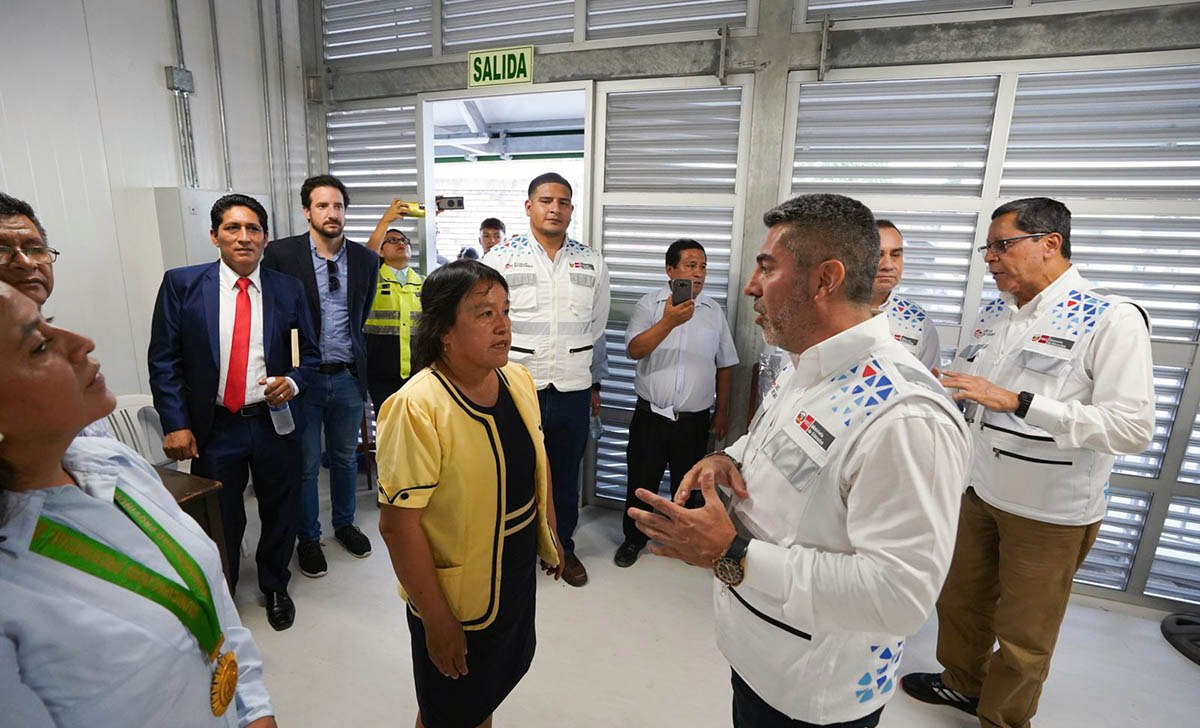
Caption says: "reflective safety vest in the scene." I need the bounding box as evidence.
[364,265,422,379]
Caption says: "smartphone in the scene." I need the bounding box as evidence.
[436,196,465,211]
[671,278,693,305]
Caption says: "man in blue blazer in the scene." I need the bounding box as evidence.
[261,175,378,578]
[149,194,319,631]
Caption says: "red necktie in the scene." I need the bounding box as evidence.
[223,277,252,413]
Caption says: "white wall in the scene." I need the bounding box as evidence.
[0,0,307,395]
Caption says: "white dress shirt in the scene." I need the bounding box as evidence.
[216,262,296,405]
[626,286,738,417]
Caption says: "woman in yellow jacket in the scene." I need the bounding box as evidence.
[376,260,564,728]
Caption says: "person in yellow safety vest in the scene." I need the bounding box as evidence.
[365,228,423,418]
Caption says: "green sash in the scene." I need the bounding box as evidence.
[29,487,223,659]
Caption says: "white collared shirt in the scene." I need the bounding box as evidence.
[217,261,267,405]
[626,286,738,416]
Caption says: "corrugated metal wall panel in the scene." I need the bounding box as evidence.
[442,0,574,51]
[604,86,743,194]
[588,0,746,39]
[322,0,434,62]
[1001,65,1200,200]
[326,104,419,206]
[792,76,998,197]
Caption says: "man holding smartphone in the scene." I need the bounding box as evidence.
[614,238,738,568]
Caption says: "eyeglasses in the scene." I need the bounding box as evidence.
[976,233,1050,257]
[383,236,410,247]
[0,245,60,265]
[326,259,340,293]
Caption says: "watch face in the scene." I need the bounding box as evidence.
[715,558,744,586]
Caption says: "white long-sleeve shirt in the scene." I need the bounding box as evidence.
[717,314,970,722]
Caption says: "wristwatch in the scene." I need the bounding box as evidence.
[714,534,750,587]
[1014,391,1034,419]
[705,449,743,471]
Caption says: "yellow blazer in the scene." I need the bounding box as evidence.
[376,361,559,630]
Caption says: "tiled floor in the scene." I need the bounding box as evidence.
[232,486,1200,727]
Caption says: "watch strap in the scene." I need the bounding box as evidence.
[1015,391,1034,419]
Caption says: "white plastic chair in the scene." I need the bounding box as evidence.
[104,394,182,470]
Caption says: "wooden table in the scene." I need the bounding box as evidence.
[154,466,232,588]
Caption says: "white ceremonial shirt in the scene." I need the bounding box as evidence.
[717,314,971,723]
[626,286,738,417]
[483,232,611,392]
[952,266,1155,524]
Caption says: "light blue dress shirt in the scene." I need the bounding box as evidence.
[309,236,353,365]
[0,437,274,727]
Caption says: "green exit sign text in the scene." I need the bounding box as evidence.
[468,45,533,88]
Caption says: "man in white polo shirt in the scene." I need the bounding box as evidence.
[872,219,940,369]
[615,239,738,568]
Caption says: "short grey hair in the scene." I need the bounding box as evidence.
[762,194,879,304]
[992,197,1072,259]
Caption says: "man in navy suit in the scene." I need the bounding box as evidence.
[148,193,319,631]
[261,175,378,578]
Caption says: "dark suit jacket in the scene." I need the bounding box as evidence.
[261,233,378,400]
[147,261,321,449]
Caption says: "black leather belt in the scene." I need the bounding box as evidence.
[319,362,354,374]
[635,397,708,420]
[215,401,269,417]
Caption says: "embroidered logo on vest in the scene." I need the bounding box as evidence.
[1051,289,1111,337]
[827,360,896,429]
[795,411,835,450]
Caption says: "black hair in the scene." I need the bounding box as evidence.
[413,260,509,372]
[991,197,1072,259]
[0,191,48,243]
[384,228,410,243]
[457,247,479,260]
[762,194,879,305]
[527,173,572,199]
[875,219,900,234]
[665,238,706,267]
[210,194,269,235]
[480,217,506,232]
[300,174,350,209]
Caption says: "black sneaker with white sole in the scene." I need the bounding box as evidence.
[297,540,327,578]
[335,525,372,558]
[900,672,979,716]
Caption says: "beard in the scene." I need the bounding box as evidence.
[759,281,814,352]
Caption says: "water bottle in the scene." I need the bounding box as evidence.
[267,378,295,435]
[589,415,604,441]
[269,401,295,435]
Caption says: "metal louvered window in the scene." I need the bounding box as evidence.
[593,205,735,501]
[322,0,433,62]
[1075,488,1152,591]
[1179,412,1200,484]
[326,104,420,240]
[1113,367,1186,480]
[605,86,743,194]
[442,0,574,52]
[587,0,747,40]
[792,76,998,197]
[803,0,1011,23]
[872,210,976,325]
[1000,65,1200,200]
[1145,496,1200,605]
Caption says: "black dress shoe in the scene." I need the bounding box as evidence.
[614,540,645,568]
[265,592,295,631]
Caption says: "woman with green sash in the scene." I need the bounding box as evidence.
[0,281,278,727]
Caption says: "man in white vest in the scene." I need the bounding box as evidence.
[872,219,940,369]
[901,197,1155,728]
[629,193,971,728]
[483,172,610,587]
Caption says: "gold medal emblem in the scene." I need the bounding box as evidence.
[209,651,238,716]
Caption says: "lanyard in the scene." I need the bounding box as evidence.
[30,487,223,659]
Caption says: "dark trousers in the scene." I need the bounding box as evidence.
[536,386,591,555]
[193,408,299,596]
[622,401,711,545]
[732,671,883,728]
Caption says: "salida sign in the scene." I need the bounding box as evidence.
[468,45,533,88]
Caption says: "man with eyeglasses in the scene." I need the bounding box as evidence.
[0,192,113,440]
[364,228,423,418]
[901,197,1155,728]
[262,174,379,579]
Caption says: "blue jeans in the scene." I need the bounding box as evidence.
[537,386,591,555]
[296,369,363,543]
